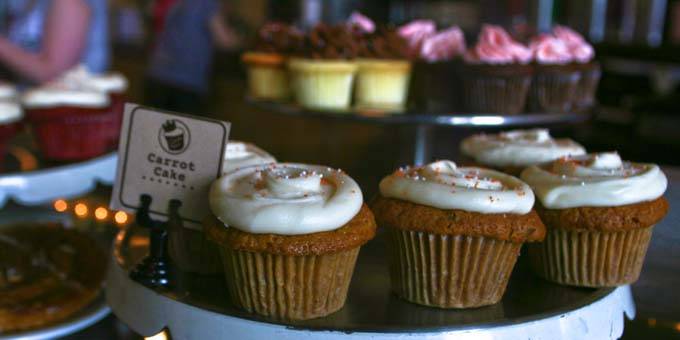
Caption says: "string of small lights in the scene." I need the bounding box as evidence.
[53,199,129,226]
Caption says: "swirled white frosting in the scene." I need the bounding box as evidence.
[209,163,363,235]
[223,141,276,174]
[0,83,17,100]
[22,87,110,108]
[379,160,534,214]
[61,65,128,93]
[461,129,586,167]
[520,152,667,209]
[0,101,23,123]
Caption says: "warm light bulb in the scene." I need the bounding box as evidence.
[94,207,108,220]
[114,211,128,224]
[74,203,88,217]
[54,199,68,212]
[145,328,170,340]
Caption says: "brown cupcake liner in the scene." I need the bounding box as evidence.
[220,247,360,320]
[168,226,222,274]
[529,226,653,287]
[528,70,580,113]
[461,74,531,115]
[574,67,602,109]
[388,228,521,308]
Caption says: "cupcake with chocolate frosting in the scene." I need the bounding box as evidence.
[243,23,303,100]
[460,128,586,175]
[521,152,669,287]
[288,24,360,110]
[373,160,545,308]
[206,163,376,319]
[351,13,412,110]
[462,25,533,115]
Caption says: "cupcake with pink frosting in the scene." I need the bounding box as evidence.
[553,26,600,109]
[349,13,412,110]
[527,33,581,113]
[398,20,467,111]
[461,25,533,115]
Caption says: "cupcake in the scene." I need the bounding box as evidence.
[22,79,112,161]
[352,14,412,110]
[206,163,376,319]
[462,25,533,115]
[460,128,586,176]
[527,33,581,113]
[168,141,276,274]
[553,26,600,110]
[372,160,545,308]
[399,21,467,111]
[222,141,276,174]
[0,101,23,166]
[521,152,669,287]
[243,23,303,101]
[288,24,359,110]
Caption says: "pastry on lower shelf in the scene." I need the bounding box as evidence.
[521,152,669,287]
[372,160,545,308]
[206,163,376,320]
[168,141,277,274]
[288,24,359,110]
[0,224,106,333]
[461,25,533,115]
[243,23,303,101]
[460,128,586,176]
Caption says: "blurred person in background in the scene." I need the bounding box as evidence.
[0,0,109,83]
[145,0,240,115]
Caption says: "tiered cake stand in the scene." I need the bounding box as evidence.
[107,227,634,340]
[0,147,116,208]
[247,100,592,165]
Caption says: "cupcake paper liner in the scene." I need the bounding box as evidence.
[220,247,360,320]
[288,59,357,110]
[27,107,121,161]
[354,60,411,110]
[529,226,653,287]
[528,70,580,113]
[388,228,521,308]
[247,66,290,101]
[574,66,602,109]
[168,226,222,275]
[461,74,531,115]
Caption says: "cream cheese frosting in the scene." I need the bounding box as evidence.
[520,152,667,209]
[379,160,534,214]
[0,101,23,123]
[60,66,128,93]
[0,83,17,100]
[461,129,586,168]
[22,86,110,109]
[209,163,363,235]
[222,141,276,174]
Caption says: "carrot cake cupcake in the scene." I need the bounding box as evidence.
[206,163,376,320]
[373,160,545,308]
[460,128,586,175]
[521,152,669,287]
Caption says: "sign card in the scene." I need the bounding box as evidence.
[110,104,230,229]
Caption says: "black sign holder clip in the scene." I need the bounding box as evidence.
[129,194,181,289]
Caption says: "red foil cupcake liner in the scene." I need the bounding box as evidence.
[388,228,521,308]
[529,226,653,287]
[27,106,121,161]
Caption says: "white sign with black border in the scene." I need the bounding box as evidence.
[110,103,230,229]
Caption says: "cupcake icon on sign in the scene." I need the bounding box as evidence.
[159,119,190,154]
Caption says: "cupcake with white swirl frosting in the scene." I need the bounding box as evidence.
[461,128,586,175]
[205,163,376,320]
[521,152,669,287]
[372,160,545,308]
